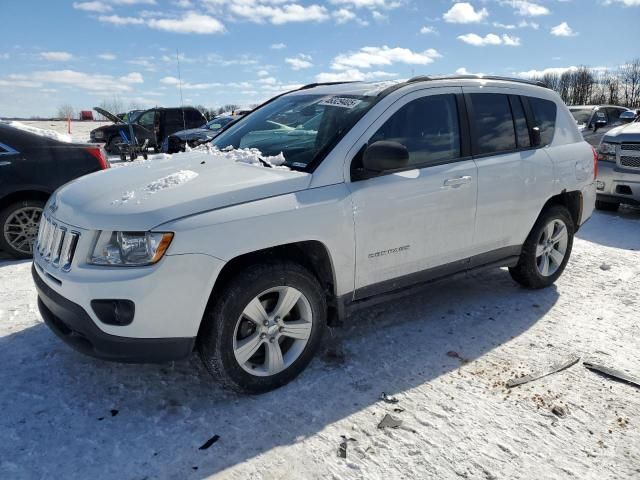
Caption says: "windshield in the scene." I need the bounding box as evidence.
[570,108,593,125]
[206,116,235,131]
[211,93,376,170]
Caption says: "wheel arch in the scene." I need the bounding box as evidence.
[0,189,50,211]
[201,240,340,334]
[540,190,583,230]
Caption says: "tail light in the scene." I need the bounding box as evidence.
[591,146,598,180]
[85,146,110,170]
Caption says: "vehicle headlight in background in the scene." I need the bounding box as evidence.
[598,142,616,161]
[92,130,104,139]
[89,231,173,266]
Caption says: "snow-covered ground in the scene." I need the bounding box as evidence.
[1,206,639,480]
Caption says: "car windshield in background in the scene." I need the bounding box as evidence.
[206,117,235,131]
[570,108,593,125]
[211,94,376,170]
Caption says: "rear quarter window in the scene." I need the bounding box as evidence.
[528,97,557,146]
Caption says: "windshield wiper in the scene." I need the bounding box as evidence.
[258,157,273,168]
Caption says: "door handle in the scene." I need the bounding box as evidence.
[443,176,472,187]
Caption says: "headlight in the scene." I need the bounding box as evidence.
[598,142,616,161]
[89,231,173,266]
[93,130,104,139]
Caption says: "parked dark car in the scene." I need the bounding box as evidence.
[0,122,109,259]
[569,104,632,146]
[161,114,241,153]
[90,106,206,154]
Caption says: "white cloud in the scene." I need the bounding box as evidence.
[72,1,112,12]
[97,53,117,61]
[333,8,357,23]
[285,54,313,70]
[98,14,145,25]
[0,53,9,60]
[160,76,222,90]
[443,3,489,23]
[257,69,270,77]
[270,43,287,49]
[420,26,436,34]
[4,70,145,92]
[148,12,225,34]
[173,0,193,7]
[493,20,538,29]
[315,69,396,82]
[550,22,577,36]
[229,3,329,24]
[110,0,156,4]
[502,1,550,16]
[603,0,640,5]
[458,33,521,46]
[513,65,608,77]
[331,45,441,70]
[40,51,74,61]
[330,0,401,8]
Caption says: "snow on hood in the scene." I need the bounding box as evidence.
[603,121,640,143]
[5,121,73,143]
[52,146,310,231]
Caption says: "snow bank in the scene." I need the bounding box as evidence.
[4,121,73,143]
[145,170,198,193]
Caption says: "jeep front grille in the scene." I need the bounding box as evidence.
[36,216,79,271]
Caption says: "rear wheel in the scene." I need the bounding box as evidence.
[198,261,326,394]
[106,136,124,155]
[509,205,574,289]
[595,199,620,211]
[0,200,44,259]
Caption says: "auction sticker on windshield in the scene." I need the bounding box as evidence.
[319,97,362,109]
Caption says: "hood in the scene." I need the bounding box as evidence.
[52,150,311,231]
[173,127,212,140]
[603,122,640,143]
[94,107,123,124]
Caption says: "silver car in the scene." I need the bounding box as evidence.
[596,117,640,210]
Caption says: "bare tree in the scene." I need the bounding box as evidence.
[57,104,75,120]
[620,58,640,108]
[95,96,126,119]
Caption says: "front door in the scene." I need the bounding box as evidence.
[347,88,478,299]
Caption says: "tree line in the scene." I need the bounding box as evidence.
[529,58,640,108]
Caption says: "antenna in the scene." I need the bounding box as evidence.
[176,49,186,131]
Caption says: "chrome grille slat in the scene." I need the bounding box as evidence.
[36,215,80,271]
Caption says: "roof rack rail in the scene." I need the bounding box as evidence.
[406,74,549,89]
[298,81,359,90]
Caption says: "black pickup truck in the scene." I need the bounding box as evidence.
[90,106,206,154]
[0,122,109,259]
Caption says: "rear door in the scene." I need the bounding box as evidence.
[348,88,478,298]
[463,89,554,254]
[133,109,158,147]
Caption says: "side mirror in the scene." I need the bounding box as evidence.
[593,119,607,133]
[531,126,542,147]
[362,141,409,172]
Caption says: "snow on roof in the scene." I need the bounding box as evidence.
[4,121,73,143]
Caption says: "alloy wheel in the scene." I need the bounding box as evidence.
[3,206,43,255]
[233,286,313,377]
[535,218,568,277]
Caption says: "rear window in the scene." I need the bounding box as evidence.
[469,93,516,155]
[528,97,557,146]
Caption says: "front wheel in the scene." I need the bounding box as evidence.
[509,205,575,289]
[198,261,327,394]
[0,200,45,259]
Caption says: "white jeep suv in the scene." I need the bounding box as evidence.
[32,76,596,393]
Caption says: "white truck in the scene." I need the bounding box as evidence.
[32,76,596,393]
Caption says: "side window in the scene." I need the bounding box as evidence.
[369,94,461,168]
[138,111,156,128]
[606,107,624,126]
[528,97,557,146]
[510,96,531,148]
[469,93,516,155]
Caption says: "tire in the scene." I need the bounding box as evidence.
[595,199,619,211]
[0,200,45,259]
[198,261,327,394]
[106,136,124,155]
[509,205,575,289]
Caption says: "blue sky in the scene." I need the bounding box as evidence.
[1,0,639,117]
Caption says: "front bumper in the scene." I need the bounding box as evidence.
[33,265,195,363]
[597,161,640,205]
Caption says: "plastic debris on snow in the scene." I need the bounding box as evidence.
[5,121,73,143]
[145,170,199,193]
